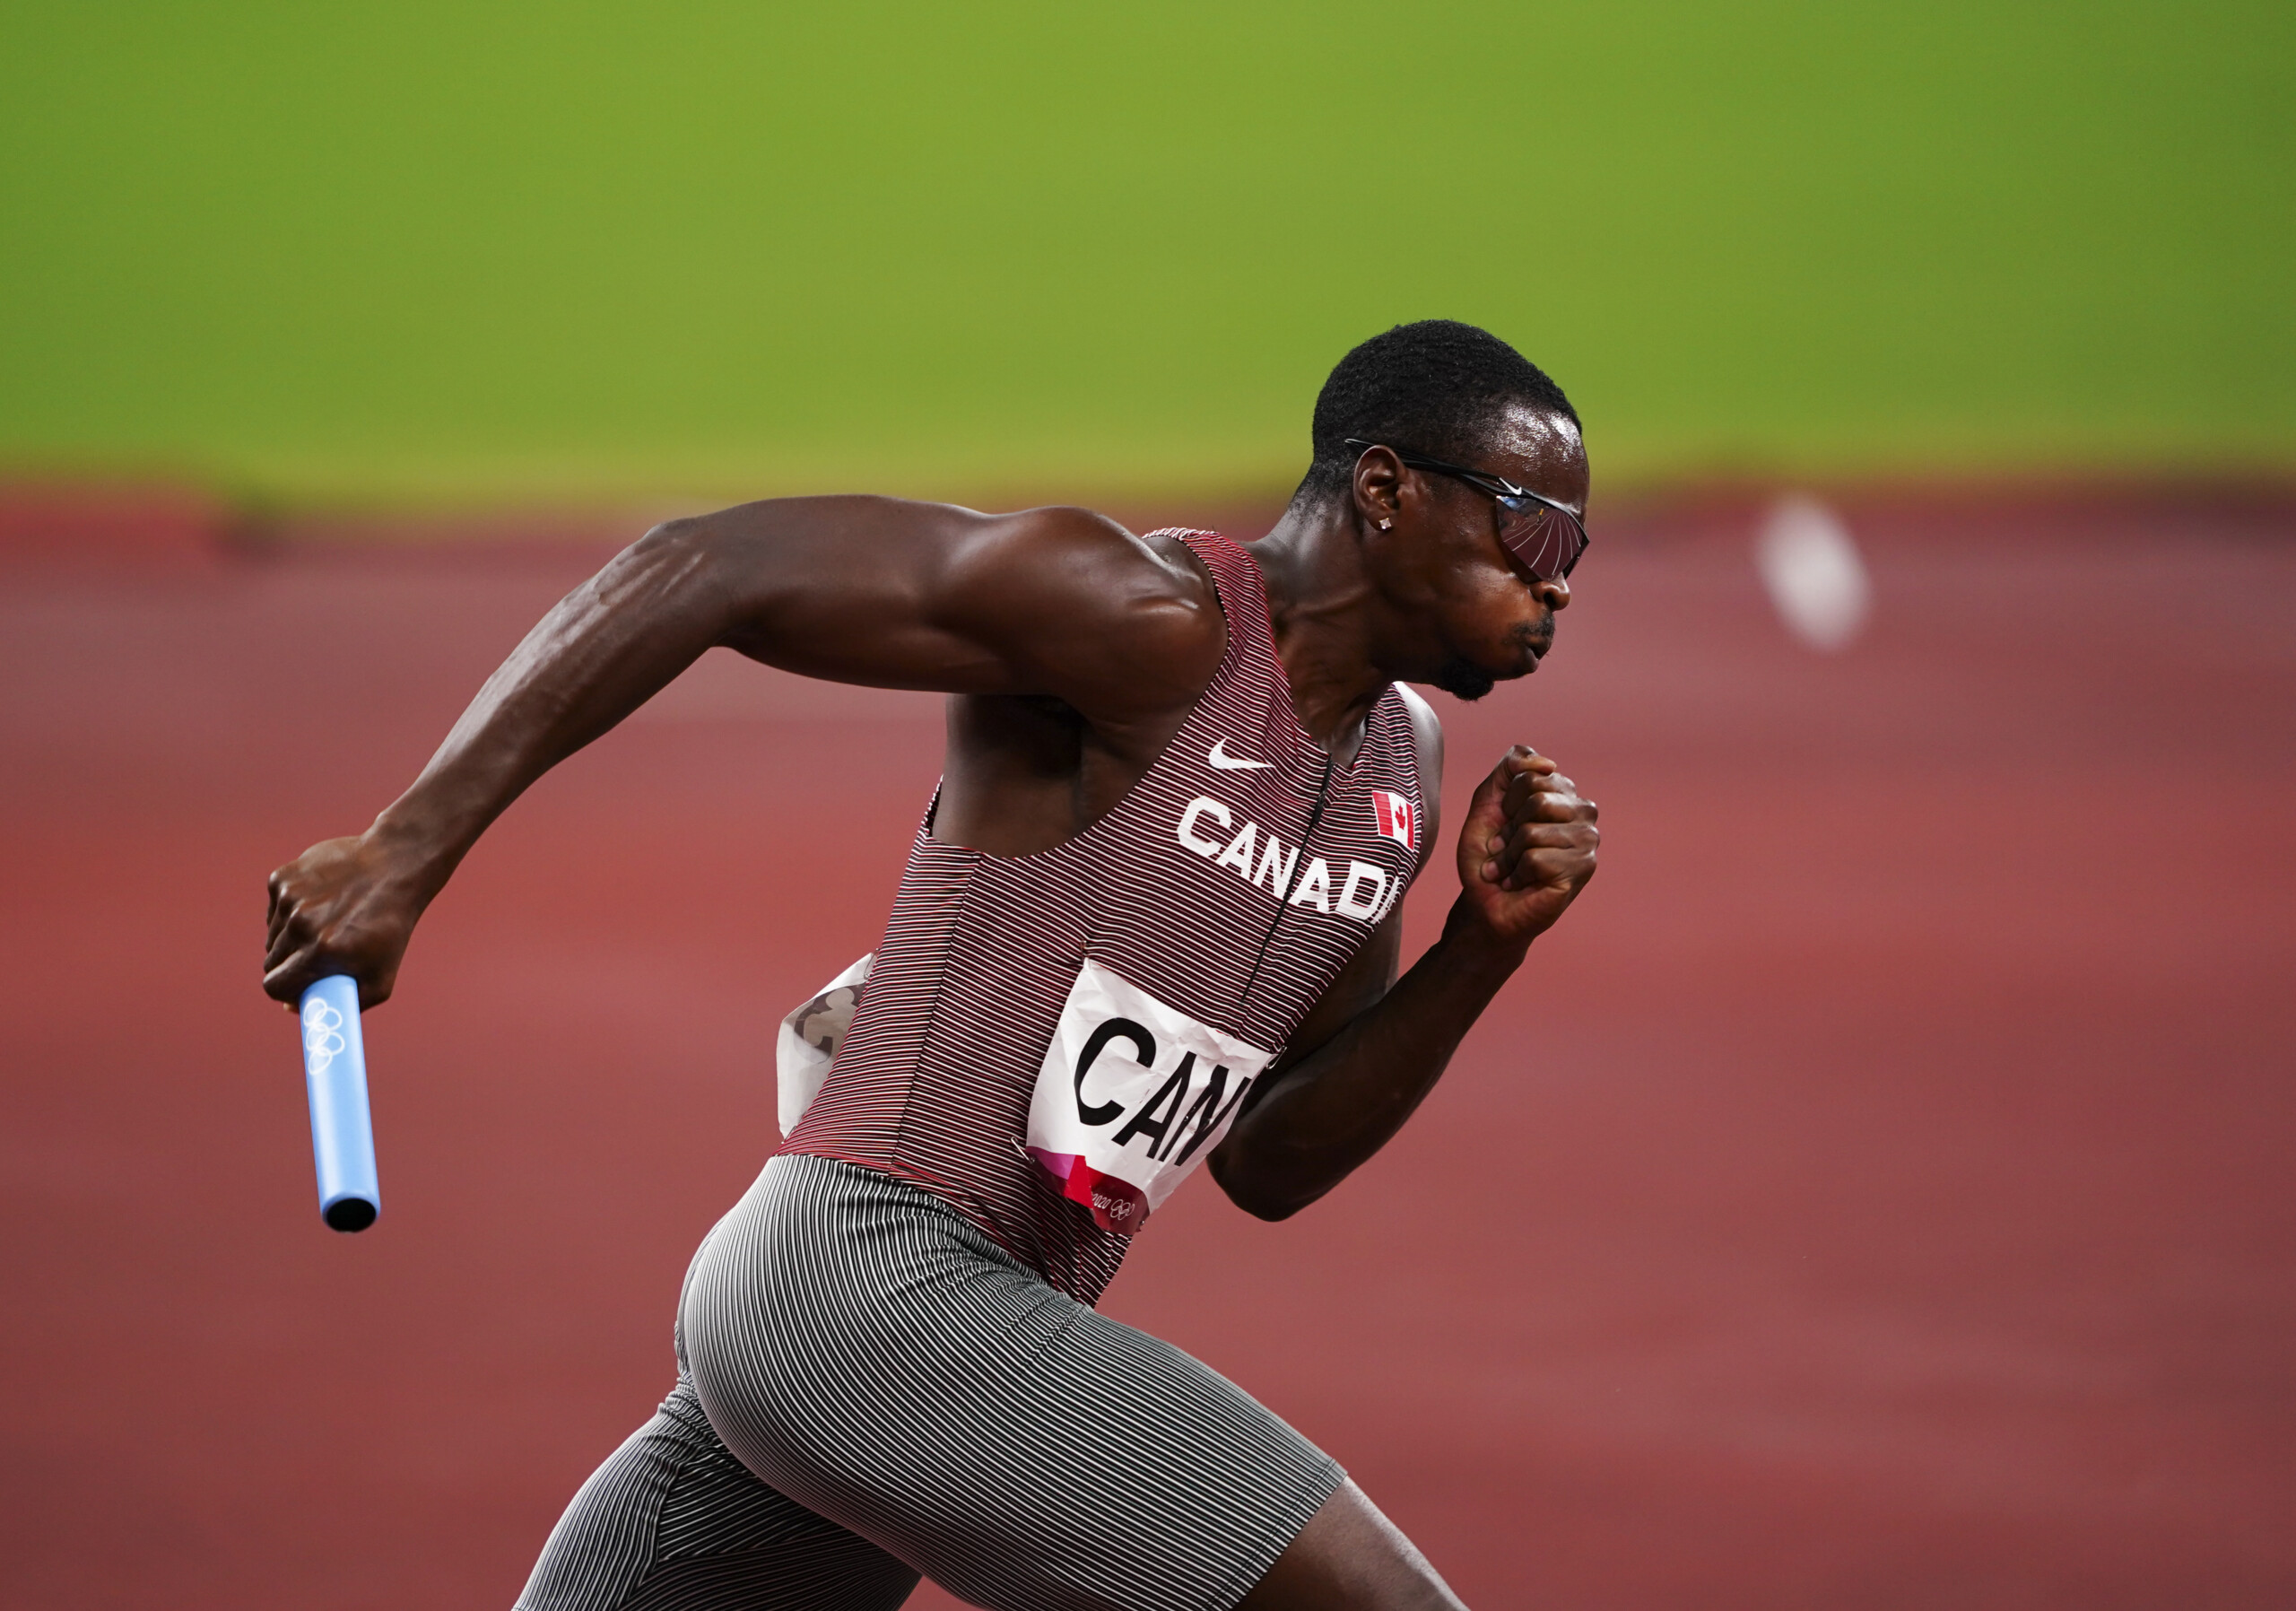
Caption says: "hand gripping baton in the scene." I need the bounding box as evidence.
[298,975,379,1232]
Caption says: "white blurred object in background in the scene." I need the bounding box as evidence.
[1754,493,1872,651]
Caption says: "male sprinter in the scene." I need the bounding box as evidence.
[264,320,1600,1611]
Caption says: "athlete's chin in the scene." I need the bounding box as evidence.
[1431,657,1499,702]
[1432,638,1554,700]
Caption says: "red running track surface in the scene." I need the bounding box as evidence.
[2,500,2292,1608]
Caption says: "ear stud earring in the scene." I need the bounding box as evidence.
[1378,518,1393,530]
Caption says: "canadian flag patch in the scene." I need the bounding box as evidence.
[1371,788,1417,851]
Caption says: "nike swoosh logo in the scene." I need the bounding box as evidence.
[1208,739,1274,771]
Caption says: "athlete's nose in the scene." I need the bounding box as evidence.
[1533,574,1570,613]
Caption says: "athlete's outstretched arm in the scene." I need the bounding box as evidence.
[263,498,1221,1007]
[1210,746,1597,1221]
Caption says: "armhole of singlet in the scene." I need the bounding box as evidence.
[1392,682,1440,869]
[923,531,1247,869]
[1162,528,1243,683]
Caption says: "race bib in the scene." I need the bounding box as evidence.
[1025,959,1275,1235]
[776,954,874,1136]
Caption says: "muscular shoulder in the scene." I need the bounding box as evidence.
[939,506,1226,718]
[683,493,1222,718]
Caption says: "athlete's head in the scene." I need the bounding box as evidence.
[1294,320,1587,701]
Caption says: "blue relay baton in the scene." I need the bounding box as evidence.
[298,975,379,1232]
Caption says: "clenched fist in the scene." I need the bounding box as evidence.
[263,832,430,1009]
[1452,745,1599,947]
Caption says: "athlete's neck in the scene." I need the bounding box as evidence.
[1242,502,1396,763]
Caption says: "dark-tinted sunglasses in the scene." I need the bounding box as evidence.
[1345,438,1589,582]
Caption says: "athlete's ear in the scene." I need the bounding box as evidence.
[1350,444,1405,537]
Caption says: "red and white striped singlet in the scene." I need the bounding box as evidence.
[779,530,1427,1303]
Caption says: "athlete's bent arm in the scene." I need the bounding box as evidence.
[263,498,1221,1006]
[1210,747,1596,1221]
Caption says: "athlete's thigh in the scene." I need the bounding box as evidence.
[683,1157,1344,1611]
[1238,1481,1466,1611]
[519,1380,918,1611]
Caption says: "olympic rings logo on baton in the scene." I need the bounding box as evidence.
[302,997,346,1075]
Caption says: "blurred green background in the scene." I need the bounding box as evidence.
[2,2,2289,507]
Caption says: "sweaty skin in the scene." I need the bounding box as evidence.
[263,401,1598,1611]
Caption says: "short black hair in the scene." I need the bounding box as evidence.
[1297,319,1577,505]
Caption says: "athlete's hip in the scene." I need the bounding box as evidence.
[678,1154,1083,1414]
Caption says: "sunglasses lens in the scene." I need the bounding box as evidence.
[1499,502,1586,581]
